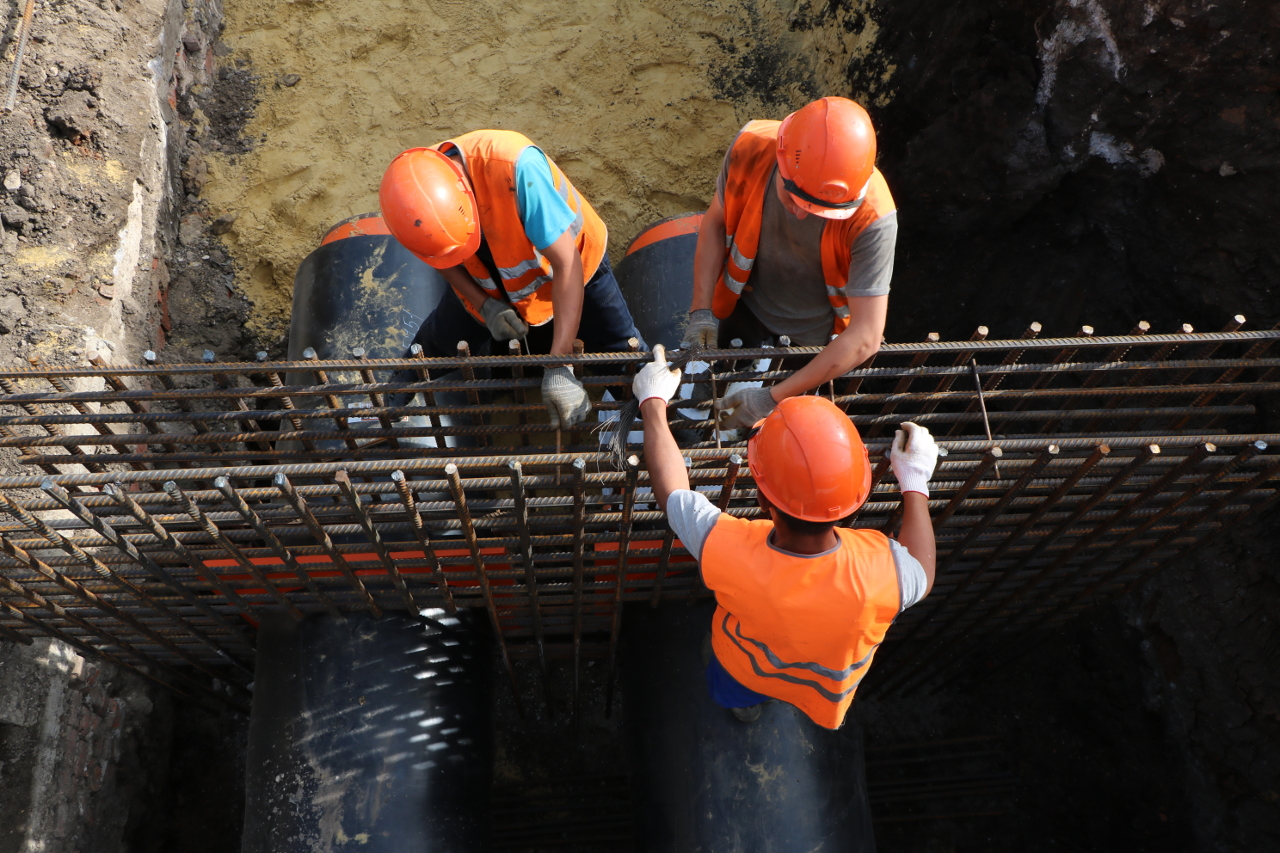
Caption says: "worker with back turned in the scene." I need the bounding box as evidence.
[631,346,938,727]
[682,96,897,429]
[379,131,645,428]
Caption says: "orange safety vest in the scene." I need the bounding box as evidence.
[701,515,902,729]
[714,120,896,336]
[436,130,608,327]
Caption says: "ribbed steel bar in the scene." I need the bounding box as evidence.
[605,456,640,716]
[0,596,207,708]
[888,445,1112,688]
[508,461,551,714]
[211,478,341,618]
[0,529,226,684]
[273,473,380,616]
[878,445,1060,695]
[0,542,244,709]
[390,470,455,614]
[570,457,587,724]
[918,326,987,416]
[877,444,1164,692]
[39,480,264,639]
[956,443,1269,687]
[872,448,1003,666]
[945,322,1039,437]
[151,479,296,617]
[446,463,521,716]
[69,487,255,672]
[335,470,414,610]
[865,332,939,438]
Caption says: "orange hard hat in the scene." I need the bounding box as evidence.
[747,395,872,521]
[776,97,877,220]
[379,147,480,269]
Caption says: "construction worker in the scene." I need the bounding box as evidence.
[380,131,645,428]
[632,346,937,728]
[682,97,896,430]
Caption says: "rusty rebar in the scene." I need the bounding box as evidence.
[273,472,380,616]
[446,462,521,716]
[390,470,456,614]
[39,479,265,638]
[569,457,587,724]
[509,461,551,714]
[209,477,341,619]
[335,470,414,610]
[605,455,640,716]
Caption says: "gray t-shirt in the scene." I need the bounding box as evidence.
[664,488,928,610]
[717,153,897,347]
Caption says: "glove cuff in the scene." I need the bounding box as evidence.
[895,471,931,498]
[544,365,577,383]
[689,308,716,322]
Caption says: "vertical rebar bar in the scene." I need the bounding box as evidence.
[334,470,414,610]
[605,455,640,716]
[569,457,587,724]
[390,470,455,614]
[39,479,265,635]
[1,488,254,660]
[210,478,342,619]
[508,460,551,714]
[273,472,381,616]
[880,445,1059,695]
[446,463,522,716]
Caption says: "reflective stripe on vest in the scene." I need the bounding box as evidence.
[713,120,896,336]
[437,130,607,327]
[701,515,902,729]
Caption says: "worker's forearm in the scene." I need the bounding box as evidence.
[641,398,689,510]
[898,492,937,594]
[442,266,491,315]
[768,333,880,400]
[548,241,585,355]
[690,203,726,312]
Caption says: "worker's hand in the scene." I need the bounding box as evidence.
[890,422,938,497]
[681,309,718,349]
[717,386,776,430]
[481,297,530,341]
[542,366,591,428]
[632,344,682,405]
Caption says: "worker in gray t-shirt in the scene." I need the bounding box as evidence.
[681,97,897,429]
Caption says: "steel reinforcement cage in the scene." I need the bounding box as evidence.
[0,320,1277,713]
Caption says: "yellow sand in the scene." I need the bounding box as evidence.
[205,0,884,341]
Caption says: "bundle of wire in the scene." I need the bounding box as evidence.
[599,344,707,470]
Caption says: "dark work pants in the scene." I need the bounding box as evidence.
[409,254,646,358]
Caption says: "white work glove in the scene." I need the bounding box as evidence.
[542,366,591,428]
[717,387,776,430]
[481,297,529,341]
[890,421,938,497]
[632,344,682,405]
[681,309,718,349]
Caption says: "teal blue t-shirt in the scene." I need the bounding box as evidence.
[515,147,577,251]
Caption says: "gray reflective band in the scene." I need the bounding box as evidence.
[498,257,545,279]
[833,305,850,318]
[719,613,870,703]
[475,275,499,292]
[508,274,552,302]
[729,241,754,273]
[826,284,847,299]
[554,174,586,236]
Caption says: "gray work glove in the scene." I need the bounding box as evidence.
[681,308,719,349]
[717,386,777,430]
[542,366,591,428]
[481,297,529,341]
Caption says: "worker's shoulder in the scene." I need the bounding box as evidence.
[862,168,897,218]
[837,526,893,550]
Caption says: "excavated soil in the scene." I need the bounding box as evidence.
[203,0,882,343]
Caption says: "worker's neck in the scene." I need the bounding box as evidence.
[770,522,839,556]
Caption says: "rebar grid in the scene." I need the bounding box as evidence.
[0,324,1276,708]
